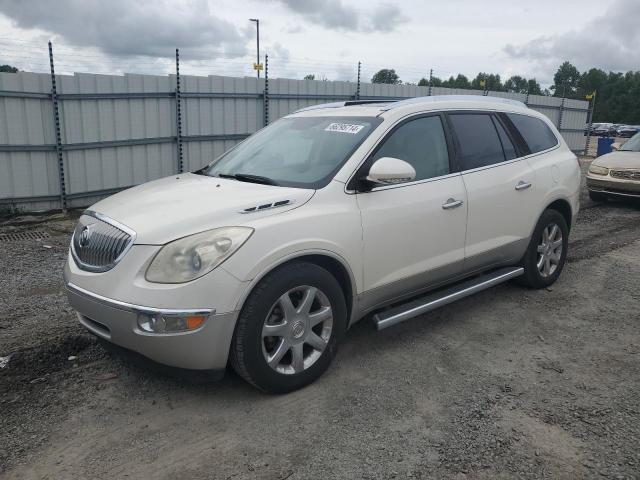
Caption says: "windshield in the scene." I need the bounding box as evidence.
[620,132,640,151]
[201,116,382,188]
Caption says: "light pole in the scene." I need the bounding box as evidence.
[249,18,260,78]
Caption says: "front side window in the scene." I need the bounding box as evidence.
[507,113,558,154]
[370,115,450,182]
[448,113,506,170]
[202,116,381,188]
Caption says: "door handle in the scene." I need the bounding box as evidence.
[442,198,464,210]
[515,181,532,191]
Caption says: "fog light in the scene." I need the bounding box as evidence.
[138,314,206,333]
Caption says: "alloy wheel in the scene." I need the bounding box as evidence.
[536,223,563,278]
[261,286,333,375]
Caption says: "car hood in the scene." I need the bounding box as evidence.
[89,173,315,244]
[593,151,640,169]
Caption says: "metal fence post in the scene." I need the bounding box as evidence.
[355,61,361,100]
[263,54,269,126]
[48,41,67,212]
[558,96,566,136]
[175,48,184,173]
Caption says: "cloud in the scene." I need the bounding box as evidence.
[0,0,247,59]
[368,4,407,33]
[276,0,407,33]
[504,0,640,73]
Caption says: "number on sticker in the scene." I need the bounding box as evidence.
[325,123,365,134]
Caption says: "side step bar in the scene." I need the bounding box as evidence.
[372,267,524,330]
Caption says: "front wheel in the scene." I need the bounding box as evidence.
[519,209,569,289]
[230,262,346,393]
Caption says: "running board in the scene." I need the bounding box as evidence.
[372,267,524,330]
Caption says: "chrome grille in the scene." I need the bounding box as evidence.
[610,170,640,181]
[71,212,135,272]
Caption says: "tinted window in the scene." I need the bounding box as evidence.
[449,113,505,170]
[372,116,449,182]
[507,113,558,153]
[493,117,517,160]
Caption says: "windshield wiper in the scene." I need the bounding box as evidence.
[217,173,279,186]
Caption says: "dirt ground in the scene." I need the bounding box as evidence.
[1,160,639,480]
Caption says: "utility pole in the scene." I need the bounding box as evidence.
[249,18,260,78]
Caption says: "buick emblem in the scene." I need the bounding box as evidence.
[291,320,306,339]
[79,225,92,247]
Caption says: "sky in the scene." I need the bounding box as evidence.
[0,0,637,87]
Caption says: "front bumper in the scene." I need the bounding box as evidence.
[66,282,238,371]
[586,175,640,198]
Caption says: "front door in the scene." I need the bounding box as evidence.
[356,114,468,303]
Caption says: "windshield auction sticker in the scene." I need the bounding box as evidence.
[324,123,365,134]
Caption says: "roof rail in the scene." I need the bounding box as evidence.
[293,95,527,114]
[343,99,395,106]
[294,99,395,113]
[380,95,527,111]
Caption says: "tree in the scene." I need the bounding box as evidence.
[577,68,607,99]
[303,74,315,80]
[371,69,401,84]
[418,76,442,87]
[594,71,640,124]
[504,75,528,93]
[503,76,542,95]
[552,61,580,97]
[472,73,503,91]
[527,79,542,95]
[0,64,18,73]
[442,74,471,89]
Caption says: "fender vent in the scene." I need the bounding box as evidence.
[240,199,293,214]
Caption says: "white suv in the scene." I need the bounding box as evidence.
[64,96,581,393]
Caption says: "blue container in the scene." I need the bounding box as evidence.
[597,137,614,157]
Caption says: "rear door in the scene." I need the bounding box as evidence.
[447,111,538,271]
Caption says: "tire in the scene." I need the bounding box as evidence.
[230,262,347,393]
[519,209,569,289]
[589,190,607,202]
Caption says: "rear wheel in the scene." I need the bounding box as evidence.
[230,262,346,393]
[519,209,569,289]
[589,190,607,202]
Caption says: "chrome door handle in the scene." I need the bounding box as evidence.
[442,198,464,210]
[515,181,532,191]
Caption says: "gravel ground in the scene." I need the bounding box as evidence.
[1,160,639,479]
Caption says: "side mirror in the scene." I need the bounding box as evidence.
[365,157,416,185]
[611,142,621,151]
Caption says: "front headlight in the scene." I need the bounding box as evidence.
[145,227,253,283]
[588,165,609,175]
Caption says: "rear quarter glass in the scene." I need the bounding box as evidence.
[506,113,558,153]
